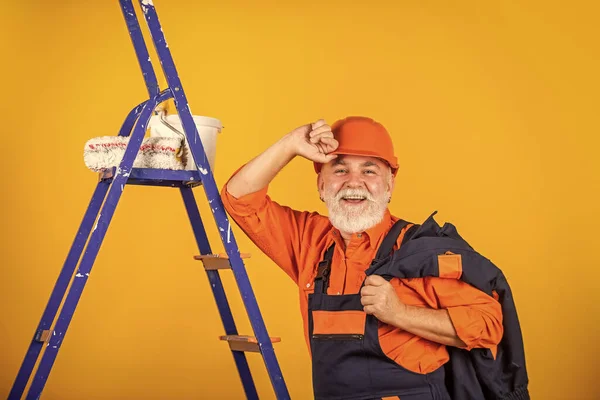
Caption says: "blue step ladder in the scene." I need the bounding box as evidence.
[8,1,290,399]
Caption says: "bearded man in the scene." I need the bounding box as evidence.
[220,117,503,400]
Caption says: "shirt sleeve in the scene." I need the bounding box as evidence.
[427,278,504,350]
[220,174,315,284]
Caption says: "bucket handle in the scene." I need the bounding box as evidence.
[153,106,185,157]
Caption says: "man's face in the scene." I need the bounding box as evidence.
[318,155,394,234]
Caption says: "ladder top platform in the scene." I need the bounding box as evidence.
[100,167,204,188]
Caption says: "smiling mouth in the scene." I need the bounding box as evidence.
[341,195,367,205]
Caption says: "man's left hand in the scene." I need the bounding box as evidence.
[360,275,406,326]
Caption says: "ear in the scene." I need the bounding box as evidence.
[317,172,325,198]
[387,168,395,194]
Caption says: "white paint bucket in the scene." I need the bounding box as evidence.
[148,114,223,171]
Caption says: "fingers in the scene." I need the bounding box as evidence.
[320,137,338,146]
[360,285,377,297]
[311,152,338,163]
[310,133,334,145]
[364,275,387,287]
[309,127,333,142]
[360,294,376,306]
[298,119,340,164]
[363,305,376,315]
[310,124,331,136]
[311,119,327,130]
[318,138,338,153]
[309,120,332,137]
[360,285,378,307]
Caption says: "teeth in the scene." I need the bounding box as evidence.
[343,196,365,200]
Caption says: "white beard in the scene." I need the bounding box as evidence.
[323,187,389,234]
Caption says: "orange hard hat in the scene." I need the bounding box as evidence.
[313,116,399,175]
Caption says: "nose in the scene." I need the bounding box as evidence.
[344,170,366,189]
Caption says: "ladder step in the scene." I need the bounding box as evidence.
[99,167,203,188]
[220,335,281,353]
[194,253,251,270]
[34,330,51,343]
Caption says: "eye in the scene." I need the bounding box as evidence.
[335,169,347,174]
[363,170,377,175]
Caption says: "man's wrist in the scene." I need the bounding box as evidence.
[392,303,409,329]
[278,132,300,160]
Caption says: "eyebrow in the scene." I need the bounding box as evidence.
[331,158,381,169]
[362,161,381,169]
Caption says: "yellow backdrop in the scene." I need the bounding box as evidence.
[1,0,599,399]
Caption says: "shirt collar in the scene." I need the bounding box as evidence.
[329,208,393,248]
[364,208,393,247]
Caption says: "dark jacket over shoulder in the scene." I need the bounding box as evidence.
[366,212,530,400]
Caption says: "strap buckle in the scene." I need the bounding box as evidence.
[316,259,331,279]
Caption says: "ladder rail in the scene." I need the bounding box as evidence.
[118,88,172,138]
[7,180,111,400]
[119,0,160,97]
[181,187,259,400]
[23,93,161,400]
[8,87,171,400]
[135,1,290,398]
[118,99,147,137]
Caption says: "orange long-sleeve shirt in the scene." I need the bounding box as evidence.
[220,182,503,374]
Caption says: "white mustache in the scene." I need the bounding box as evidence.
[334,188,374,202]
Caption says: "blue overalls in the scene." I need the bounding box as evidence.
[307,228,452,400]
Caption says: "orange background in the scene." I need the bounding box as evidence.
[1,0,599,399]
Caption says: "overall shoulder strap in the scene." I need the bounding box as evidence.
[314,243,335,294]
[373,219,414,263]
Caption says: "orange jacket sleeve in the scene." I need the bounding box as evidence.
[220,180,315,284]
[424,278,504,350]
